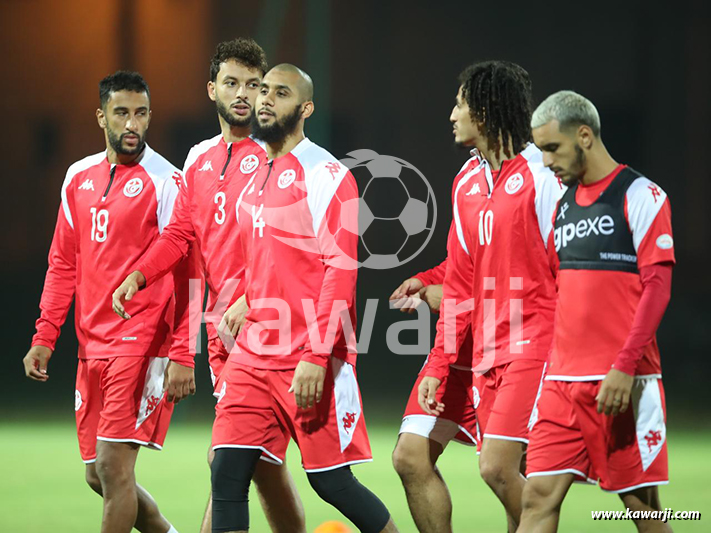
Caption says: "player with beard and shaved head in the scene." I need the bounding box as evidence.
[112,41,306,533]
[209,64,398,533]
[23,70,184,533]
[519,91,674,533]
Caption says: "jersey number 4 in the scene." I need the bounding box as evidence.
[90,207,109,242]
[478,210,493,245]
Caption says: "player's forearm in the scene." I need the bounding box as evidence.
[613,263,673,375]
[166,246,203,368]
[135,233,191,287]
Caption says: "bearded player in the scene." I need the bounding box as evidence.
[112,39,305,533]
[210,64,398,533]
[417,61,565,532]
[23,71,183,533]
[519,91,674,533]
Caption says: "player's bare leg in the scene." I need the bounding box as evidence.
[392,433,450,533]
[478,438,526,531]
[86,462,172,532]
[619,486,673,532]
[94,440,172,533]
[518,473,574,533]
[200,444,306,533]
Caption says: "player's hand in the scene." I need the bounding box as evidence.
[289,360,327,409]
[418,376,445,416]
[420,284,443,313]
[112,271,146,320]
[596,369,634,416]
[164,361,196,403]
[389,277,425,314]
[23,345,52,382]
[218,295,249,340]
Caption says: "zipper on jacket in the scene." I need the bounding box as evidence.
[219,143,233,181]
[258,161,274,196]
[102,165,117,201]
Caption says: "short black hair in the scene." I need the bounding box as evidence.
[458,61,533,158]
[210,37,268,81]
[99,70,150,109]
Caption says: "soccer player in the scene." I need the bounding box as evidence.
[519,91,674,533]
[389,150,481,531]
[23,71,183,533]
[111,39,305,533]
[416,61,565,532]
[209,64,398,533]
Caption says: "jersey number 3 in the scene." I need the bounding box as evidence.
[214,192,226,225]
[90,207,109,242]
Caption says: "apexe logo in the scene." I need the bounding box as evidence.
[554,214,615,251]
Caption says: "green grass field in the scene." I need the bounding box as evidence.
[1,419,706,532]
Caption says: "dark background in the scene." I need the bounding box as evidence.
[2,0,709,424]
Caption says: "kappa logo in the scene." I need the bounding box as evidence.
[145,395,161,417]
[78,179,95,191]
[557,202,569,221]
[471,386,481,409]
[199,160,214,172]
[277,169,296,189]
[75,390,82,411]
[342,411,357,433]
[171,171,183,190]
[656,234,673,250]
[644,429,663,452]
[648,184,662,203]
[554,214,615,251]
[325,161,342,179]
[505,173,524,195]
[466,182,482,196]
[123,177,144,198]
[240,154,260,174]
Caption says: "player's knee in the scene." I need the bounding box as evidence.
[521,479,560,515]
[392,436,434,479]
[85,464,103,495]
[94,454,133,489]
[479,455,510,489]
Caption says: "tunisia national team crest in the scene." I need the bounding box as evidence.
[123,177,144,197]
[278,169,296,189]
[505,173,524,195]
[240,154,260,174]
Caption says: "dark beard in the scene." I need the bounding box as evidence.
[251,104,302,145]
[107,128,146,156]
[216,96,251,128]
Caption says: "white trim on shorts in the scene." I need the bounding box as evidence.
[96,436,163,451]
[211,444,283,465]
[83,458,97,464]
[601,480,669,494]
[399,414,478,448]
[483,433,529,444]
[303,458,373,474]
[527,468,596,484]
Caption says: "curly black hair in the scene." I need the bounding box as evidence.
[99,71,150,109]
[209,37,268,81]
[458,61,533,158]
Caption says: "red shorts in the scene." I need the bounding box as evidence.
[526,378,668,492]
[212,359,372,472]
[400,367,478,447]
[474,359,547,444]
[207,336,229,391]
[75,356,174,463]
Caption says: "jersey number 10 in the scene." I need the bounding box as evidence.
[478,210,493,245]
